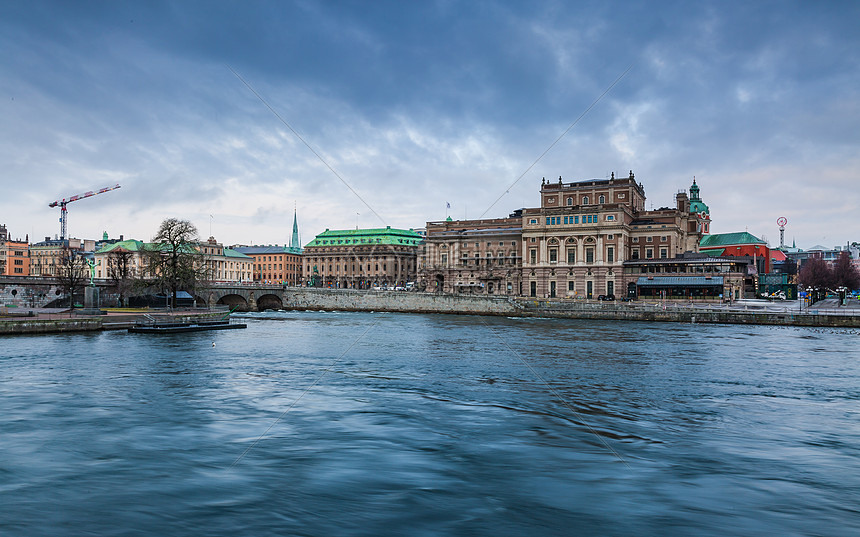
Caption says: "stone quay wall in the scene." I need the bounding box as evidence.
[0,318,103,335]
[284,288,516,315]
[282,289,860,328]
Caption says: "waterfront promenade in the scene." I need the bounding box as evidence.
[3,294,859,334]
[277,288,860,328]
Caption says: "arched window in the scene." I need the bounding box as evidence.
[582,195,589,205]
[598,195,605,204]
[566,197,573,206]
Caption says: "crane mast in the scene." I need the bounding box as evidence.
[48,184,121,240]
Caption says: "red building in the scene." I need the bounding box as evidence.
[699,232,773,274]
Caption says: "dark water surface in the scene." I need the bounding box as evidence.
[2,312,859,536]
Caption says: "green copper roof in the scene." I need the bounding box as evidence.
[689,200,709,214]
[700,232,765,248]
[223,248,252,259]
[306,226,423,248]
[94,239,146,254]
[688,179,709,214]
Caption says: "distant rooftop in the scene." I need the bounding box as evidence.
[233,245,302,255]
[306,226,422,248]
[700,232,765,248]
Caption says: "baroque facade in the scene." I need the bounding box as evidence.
[522,172,709,298]
[419,212,522,295]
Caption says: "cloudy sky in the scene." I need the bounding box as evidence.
[2,1,858,249]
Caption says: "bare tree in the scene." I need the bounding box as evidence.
[142,218,209,308]
[106,248,136,307]
[56,246,90,311]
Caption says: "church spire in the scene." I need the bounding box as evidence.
[290,207,301,250]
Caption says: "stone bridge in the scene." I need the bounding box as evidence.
[204,283,288,311]
[0,276,289,311]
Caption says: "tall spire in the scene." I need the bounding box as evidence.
[290,207,300,250]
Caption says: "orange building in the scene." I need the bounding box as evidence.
[232,245,303,285]
[0,224,30,276]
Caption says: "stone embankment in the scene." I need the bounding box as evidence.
[0,310,228,335]
[282,288,860,328]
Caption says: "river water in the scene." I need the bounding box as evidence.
[1,312,858,536]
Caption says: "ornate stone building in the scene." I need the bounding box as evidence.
[419,212,522,295]
[521,172,710,298]
[94,236,253,283]
[302,226,422,288]
[29,237,96,277]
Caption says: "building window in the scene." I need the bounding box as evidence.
[646,248,653,259]
[582,196,589,204]
[647,236,653,242]
[549,249,557,263]
[660,248,668,259]
[607,246,614,263]
[530,219,538,224]
[633,237,639,243]
[566,197,573,206]
[441,254,448,267]
[586,248,594,264]
[599,195,605,204]
[567,249,576,264]
[607,215,615,221]
[568,281,575,291]
[529,249,537,264]
[661,236,668,242]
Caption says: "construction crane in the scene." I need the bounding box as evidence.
[48,184,121,241]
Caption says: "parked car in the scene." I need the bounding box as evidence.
[597,294,616,301]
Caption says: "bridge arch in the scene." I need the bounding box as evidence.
[256,293,283,311]
[217,293,249,311]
